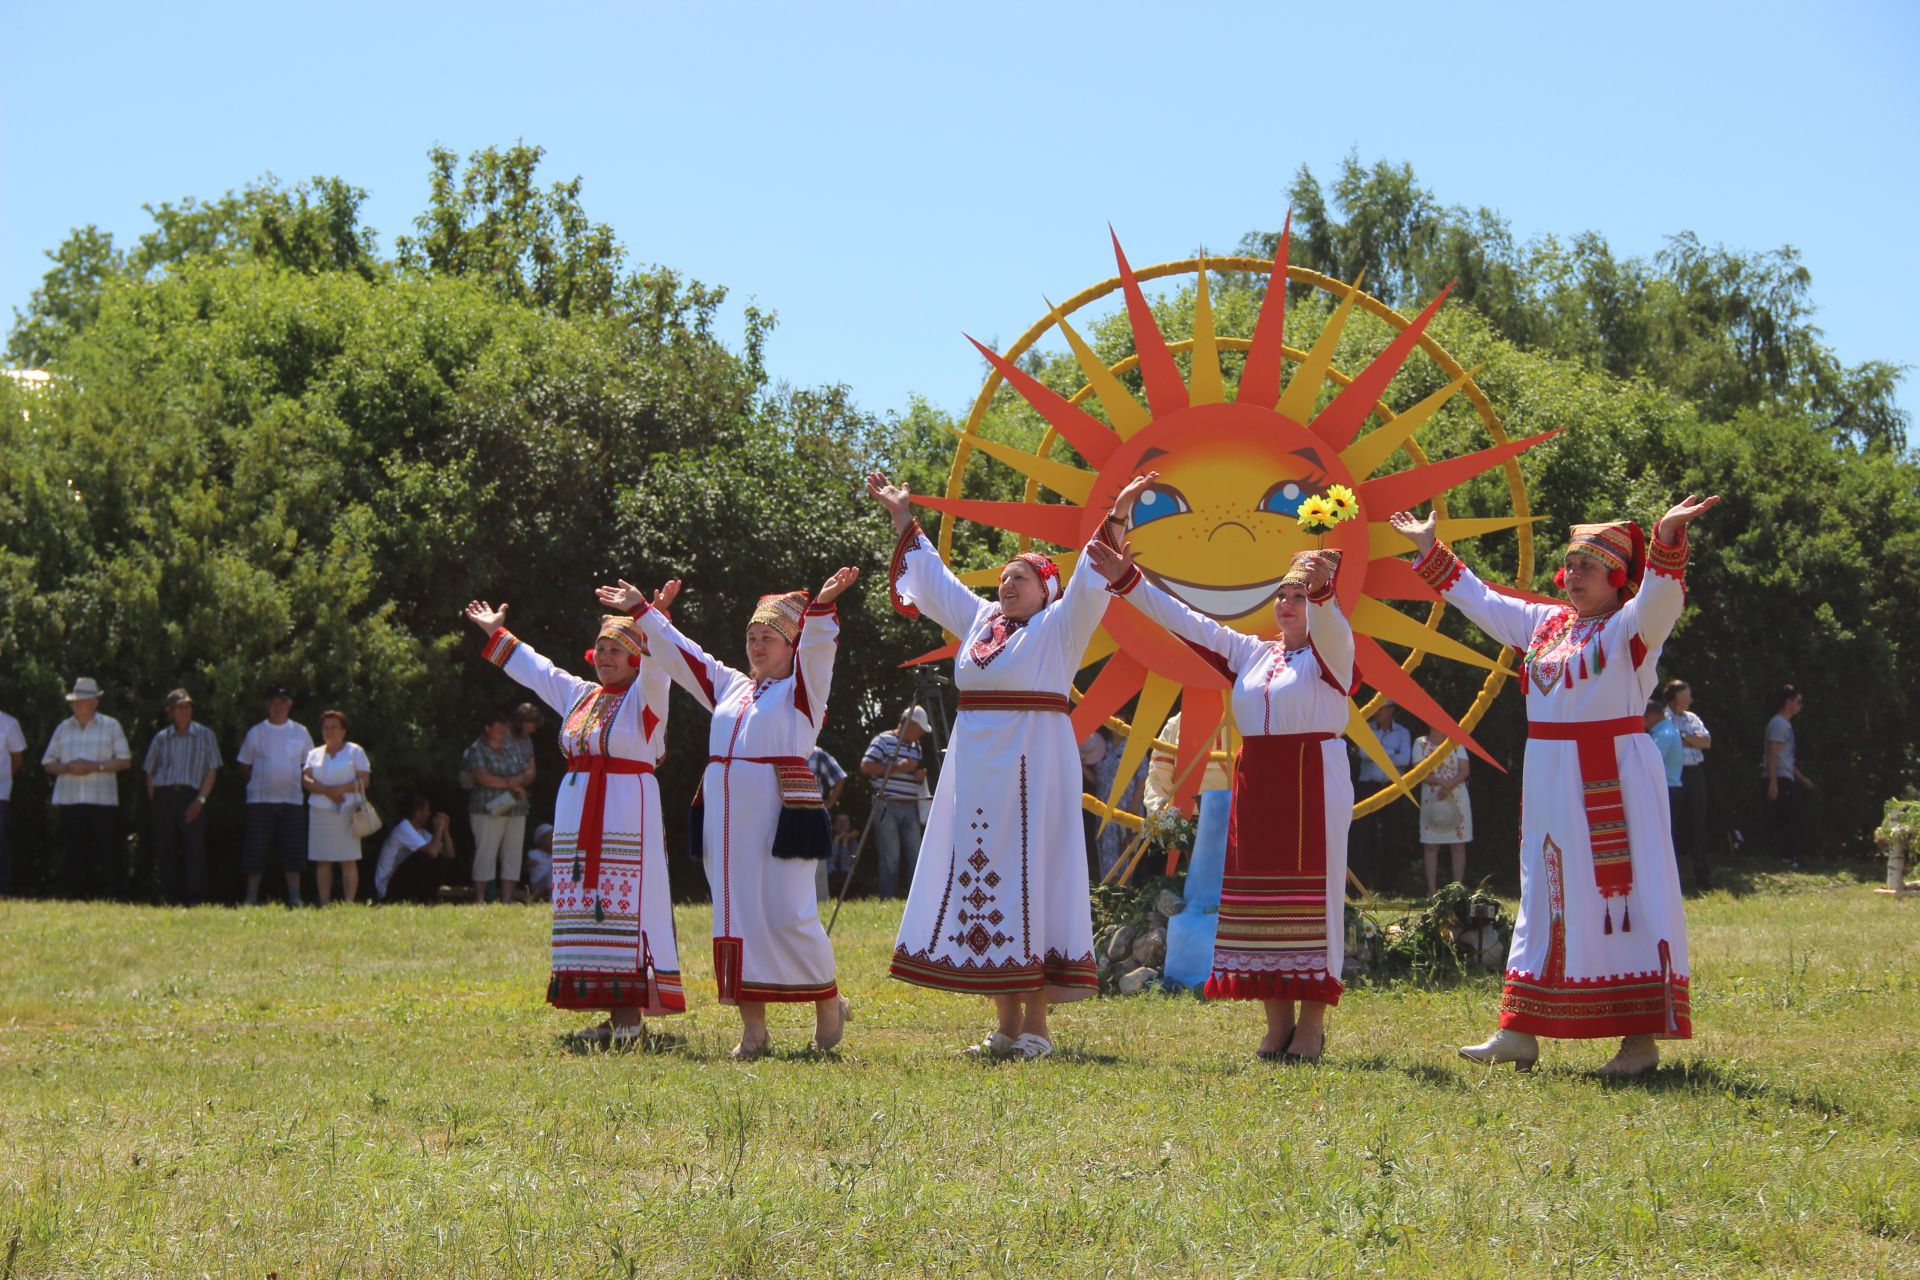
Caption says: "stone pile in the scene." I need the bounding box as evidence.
[1095,888,1184,995]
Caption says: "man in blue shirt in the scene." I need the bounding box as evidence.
[1647,697,1686,867]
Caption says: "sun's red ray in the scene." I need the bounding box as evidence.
[1355,428,1561,514]
[1169,689,1224,813]
[1352,634,1502,769]
[913,495,1088,548]
[1070,652,1149,742]
[1109,229,1189,419]
[1312,284,1453,450]
[964,335,1118,468]
[900,641,959,668]
[1362,556,1441,601]
[1490,581,1564,609]
[1236,212,1291,409]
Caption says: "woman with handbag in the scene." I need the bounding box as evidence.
[302,709,372,904]
[597,567,859,1059]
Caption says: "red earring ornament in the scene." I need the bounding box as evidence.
[1553,567,1567,589]
[1607,568,1628,589]
[583,649,599,667]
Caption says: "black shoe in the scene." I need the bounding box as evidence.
[1256,1028,1296,1062]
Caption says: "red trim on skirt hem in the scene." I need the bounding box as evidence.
[547,970,687,1014]
[1204,971,1343,1004]
[1498,971,1691,1040]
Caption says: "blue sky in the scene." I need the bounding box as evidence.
[5,0,1916,424]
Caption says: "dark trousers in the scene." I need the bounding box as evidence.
[1676,764,1710,888]
[152,786,209,905]
[1765,780,1804,860]
[59,803,124,899]
[1353,782,1413,893]
[0,799,10,893]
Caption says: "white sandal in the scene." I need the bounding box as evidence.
[965,1031,1019,1058]
[1013,1033,1054,1060]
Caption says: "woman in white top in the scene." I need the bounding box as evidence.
[1413,734,1472,894]
[303,709,371,904]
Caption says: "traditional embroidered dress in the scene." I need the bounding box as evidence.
[1415,525,1693,1039]
[1109,564,1357,1003]
[885,524,1112,1000]
[634,593,841,1005]
[481,615,682,1014]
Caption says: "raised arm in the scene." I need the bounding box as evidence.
[1389,510,1551,652]
[1618,495,1717,657]
[869,472,992,637]
[1302,556,1356,693]
[793,567,856,727]
[465,600,598,716]
[1086,522,1264,676]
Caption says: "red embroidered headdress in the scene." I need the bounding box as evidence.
[1009,551,1061,603]
[748,591,809,645]
[1562,521,1646,598]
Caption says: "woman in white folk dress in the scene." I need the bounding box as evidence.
[867,471,1132,1060]
[1413,733,1472,895]
[463,593,682,1048]
[599,567,859,1059]
[302,710,370,906]
[1390,493,1718,1075]
[1088,473,1355,1063]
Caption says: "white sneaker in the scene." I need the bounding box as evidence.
[1013,1033,1054,1060]
[1458,1028,1539,1071]
[966,1031,1019,1058]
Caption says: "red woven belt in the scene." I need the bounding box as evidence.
[565,755,654,889]
[957,691,1069,714]
[1526,716,1642,929]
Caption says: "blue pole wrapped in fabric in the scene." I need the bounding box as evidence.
[1161,787,1231,992]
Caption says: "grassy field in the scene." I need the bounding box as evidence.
[2,870,1917,1279]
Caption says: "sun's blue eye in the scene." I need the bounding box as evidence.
[1259,481,1307,517]
[1131,484,1191,527]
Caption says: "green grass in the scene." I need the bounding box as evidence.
[3,872,1917,1278]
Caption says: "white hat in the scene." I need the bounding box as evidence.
[65,677,103,702]
[906,705,932,732]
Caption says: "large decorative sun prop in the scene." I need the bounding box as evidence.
[915,222,1560,832]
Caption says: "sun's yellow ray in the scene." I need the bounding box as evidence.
[1187,259,1225,405]
[948,426,1096,503]
[1351,598,1500,671]
[1073,627,1121,671]
[1368,514,1546,559]
[1052,305,1153,439]
[1102,672,1182,825]
[1338,366,1482,479]
[1346,704,1405,784]
[956,548,1083,590]
[1276,270,1366,426]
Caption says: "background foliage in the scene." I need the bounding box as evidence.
[4,147,1914,897]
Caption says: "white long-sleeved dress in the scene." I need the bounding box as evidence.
[1415,534,1692,1039]
[481,625,682,1014]
[1113,569,1356,1003]
[886,524,1111,1000]
[636,598,841,1005]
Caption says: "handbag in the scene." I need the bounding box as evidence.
[349,778,382,840]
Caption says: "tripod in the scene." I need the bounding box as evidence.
[825,667,951,935]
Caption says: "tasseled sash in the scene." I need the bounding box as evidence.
[1527,717,1640,932]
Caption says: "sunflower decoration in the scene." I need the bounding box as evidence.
[1296,486,1360,539]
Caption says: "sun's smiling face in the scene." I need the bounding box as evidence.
[1108,404,1362,624]
[921,222,1557,825]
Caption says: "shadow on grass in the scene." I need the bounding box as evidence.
[1700,853,1881,899]
[553,1028,693,1057]
[1593,1056,1848,1114]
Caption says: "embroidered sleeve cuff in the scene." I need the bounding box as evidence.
[1307,582,1336,605]
[804,600,838,618]
[1104,563,1143,596]
[1413,540,1465,593]
[481,628,521,668]
[1647,532,1688,580]
[888,519,926,619]
[628,601,650,618]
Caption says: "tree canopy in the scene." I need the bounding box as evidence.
[4,147,1914,895]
